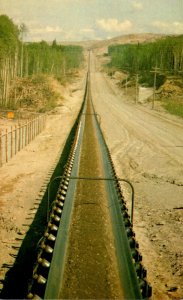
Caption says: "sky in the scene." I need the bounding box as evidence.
[0,0,183,42]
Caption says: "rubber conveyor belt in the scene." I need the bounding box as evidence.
[27,70,151,299]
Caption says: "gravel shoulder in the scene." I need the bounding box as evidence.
[0,75,85,290]
[90,52,183,299]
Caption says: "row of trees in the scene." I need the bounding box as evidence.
[0,15,19,107]
[24,41,83,78]
[108,35,183,87]
[0,15,83,108]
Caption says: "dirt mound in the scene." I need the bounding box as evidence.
[158,78,183,99]
[9,75,60,112]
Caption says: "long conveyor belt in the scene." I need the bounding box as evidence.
[27,64,152,299]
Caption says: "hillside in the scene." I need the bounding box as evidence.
[60,33,167,53]
[91,33,167,53]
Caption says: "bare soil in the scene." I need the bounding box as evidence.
[91,51,183,300]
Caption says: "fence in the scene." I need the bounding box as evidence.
[0,114,46,167]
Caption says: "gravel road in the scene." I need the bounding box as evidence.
[90,52,183,299]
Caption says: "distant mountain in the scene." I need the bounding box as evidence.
[89,33,167,53]
[60,33,167,53]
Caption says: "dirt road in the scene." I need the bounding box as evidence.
[90,52,183,299]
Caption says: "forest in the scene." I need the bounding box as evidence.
[107,35,183,88]
[0,15,83,109]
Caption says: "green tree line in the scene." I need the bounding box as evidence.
[108,35,183,87]
[24,41,83,78]
[0,15,83,108]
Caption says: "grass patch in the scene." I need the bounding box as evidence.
[163,99,183,118]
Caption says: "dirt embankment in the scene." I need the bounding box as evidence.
[102,68,183,124]
[157,78,183,99]
[0,72,85,292]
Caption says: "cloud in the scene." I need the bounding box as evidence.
[31,25,63,34]
[152,21,183,34]
[80,28,94,34]
[45,26,63,33]
[96,18,133,33]
[24,23,64,41]
[131,1,143,11]
[27,26,96,42]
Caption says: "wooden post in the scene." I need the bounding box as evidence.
[27,120,29,144]
[37,116,39,134]
[135,73,139,104]
[39,116,41,133]
[26,121,28,146]
[125,75,128,94]
[33,117,36,139]
[38,116,40,134]
[32,117,34,140]
[152,68,157,109]
[5,128,8,163]
[150,66,160,109]
[43,115,45,130]
[22,123,25,148]
[15,125,17,154]
[31,117,34,141]
[28,120,30,144]
[29,120,31,143]
[29,119,31,142]
[30,118,33,141]
[18,124,21,151]
[25,122,27,146]
[36,117,38,136]
[32,117,34,141]
[0,131,2,167]
[11,126,13,158]
[35,117,37,136]
[44,115,46,130]
[20,124,22,150]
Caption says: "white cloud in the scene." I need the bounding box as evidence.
[46,26,63,33]
[131,1,143,11]
[96,18,133,33]
[24,23,64,41]
[152,21,169,30]
[27,23,96,42]
[31,25,63,34]
[80,28,94,34]
[152,21,183,34]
